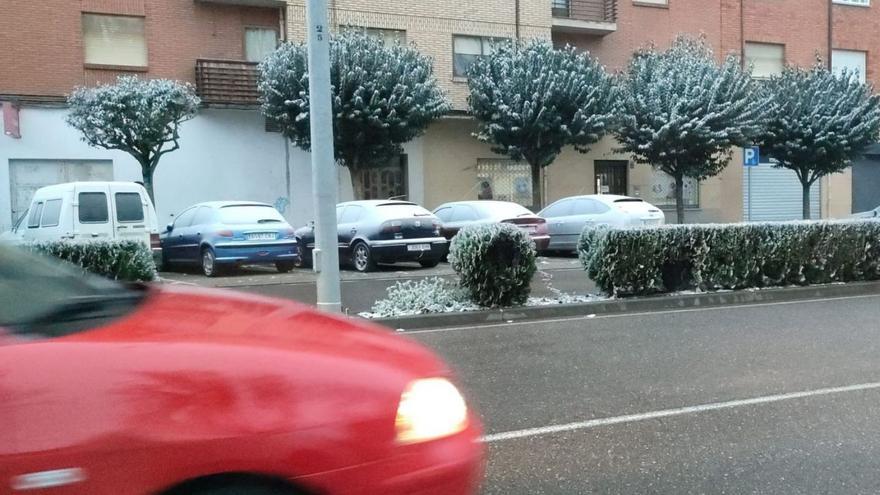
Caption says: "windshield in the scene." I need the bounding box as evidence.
[0,245,144,338]
[219,205,286,224]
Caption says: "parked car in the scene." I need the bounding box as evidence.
[13,181,161,256]
[432,200,550,250]
[296,200,447,272]
[538,194,665,252]
[161,201,299,277]
[0,245,483,494]
[851,205,880,219]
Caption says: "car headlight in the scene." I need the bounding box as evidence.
[395,378,469,444]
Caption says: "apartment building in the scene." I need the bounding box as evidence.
[1,0,878,231]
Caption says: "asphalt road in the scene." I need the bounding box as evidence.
[159,256,593,313]
[405,293,880,494]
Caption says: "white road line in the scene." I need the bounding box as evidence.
[482,381,880,443]
[404,293,880,335]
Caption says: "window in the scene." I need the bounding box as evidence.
[745,42,785,79]
[648,171,699,208]
[27,202,44,228]
[451,205,480,222]
[78,193,109,223]
[193,206,215,226]
[833,49,867,84]
[434,207,453,222]
[82,14,147,67]
[339,205,365,224]
[245,27,278,62]
[833,0,869,5]
[634,0,668,5]
[341,26,406,47]
[173,207,197,228]
[453,35,505,78]
[115,193,144,222]
[476,159,532,207]
[541,200,573,218]
[219,205,285,224]
[574,198,610,215]
[40,200,62,227]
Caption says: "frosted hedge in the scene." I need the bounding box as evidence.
[580,221,880,297]
[26,240,157,282]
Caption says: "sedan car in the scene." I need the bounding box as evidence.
[0,245,483,495]
[538,194,665,252]
[161,201,298,277]
[432,201,550,250]
[851,205,880,219]
[296,200,447,272]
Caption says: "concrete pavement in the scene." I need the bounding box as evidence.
[406,293,880,494]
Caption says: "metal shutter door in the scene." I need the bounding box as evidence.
[743,165,820,221]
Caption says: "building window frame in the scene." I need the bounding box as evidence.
[81,12,148,69]
[833,0,870,6]
[452,35,507,79]
[243,26,279,62]
[633,0,669,7]
[832,49,868,84]
[340,25,407,47]
[744,41,785,80]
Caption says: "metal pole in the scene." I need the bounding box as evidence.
[306,0,342,312]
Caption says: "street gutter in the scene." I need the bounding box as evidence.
[367,281,880,331]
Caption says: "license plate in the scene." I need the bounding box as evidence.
[407,244,431,252]
[642,219,660,225]
[519,226,537,233]
[247,233,276,241]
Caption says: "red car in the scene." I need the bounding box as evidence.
[0,246,483,495]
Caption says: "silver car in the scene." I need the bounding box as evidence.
[851,205,880,219]
[538,194,665,252]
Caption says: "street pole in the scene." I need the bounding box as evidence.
[306,0,342,312]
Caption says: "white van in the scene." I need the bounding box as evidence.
[14,182,162,256]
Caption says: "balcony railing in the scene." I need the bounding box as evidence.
[195,59,260,107]
[552,0,617,23]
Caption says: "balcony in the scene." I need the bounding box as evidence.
[551,0,618,35]
[195,59,261,107]
[195,0,285,7]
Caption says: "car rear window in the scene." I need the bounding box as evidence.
[115,192,144,222]
[376,204,433,219]
[40,199,62,227]
[78,192,109,223]
[613,198,644,203]
[219,205,285,224]
[479,202,534,220]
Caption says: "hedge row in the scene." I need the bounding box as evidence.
[26,240,157,282]
[580,220,880,297]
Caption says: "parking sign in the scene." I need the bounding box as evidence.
[744,147,760,167]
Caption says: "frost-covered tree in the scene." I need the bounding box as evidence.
[615,36,766,223]
[758,63,880,219]
[260,31,449,198]
[66,76,200,203]
[467,40,616,210]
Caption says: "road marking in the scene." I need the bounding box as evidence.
[404,293,880,335]
[482,381,880,443]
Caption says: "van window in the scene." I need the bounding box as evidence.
[115,192,144,222]
[40,199,62,227]
[78,192,109,223]
[27,202,44,228]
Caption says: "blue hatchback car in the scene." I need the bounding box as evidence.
[160,201,299,276]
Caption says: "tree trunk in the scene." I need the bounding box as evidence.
[350,168,366,200]
[802,179,812,220]
[674,174,686,224]
[530,162,542,211]
[142,166,156,205]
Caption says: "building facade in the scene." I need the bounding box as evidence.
[1,0,879,232]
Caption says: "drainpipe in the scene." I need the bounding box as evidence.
[515,0,521,40]
[827,0,833,69]
[739,0,745,66]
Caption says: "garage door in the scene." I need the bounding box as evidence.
[742,165,820,221]
[9,159,113,224]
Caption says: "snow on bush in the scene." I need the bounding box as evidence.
[449,223,537,307]
[362,277,477,318]
[26,240,157,282]
[580,220,880,297]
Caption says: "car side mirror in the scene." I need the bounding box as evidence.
[166,223,173,233]
[308,220,315,229]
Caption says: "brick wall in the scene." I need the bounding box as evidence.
[0,0,280,98]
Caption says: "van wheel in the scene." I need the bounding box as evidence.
[201,247,220,277]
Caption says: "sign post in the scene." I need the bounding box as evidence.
[306,0,342,312]
[744,147,760,221]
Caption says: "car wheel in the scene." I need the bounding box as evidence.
[275,261,295,273]
[201,247,220,277]
[351,242,376,272]
[419,258,440,268]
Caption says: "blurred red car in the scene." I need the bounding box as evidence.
[0,246,483,495]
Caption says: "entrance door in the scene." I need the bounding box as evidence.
[9,159,112,224]
[852,147,880,213]
[594,161,628,196]
[359,155,408,200]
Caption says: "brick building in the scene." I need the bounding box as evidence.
[1,0,879,231]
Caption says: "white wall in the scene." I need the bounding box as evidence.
[1,105,425,232]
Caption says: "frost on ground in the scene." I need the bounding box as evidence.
[358,276,602,319]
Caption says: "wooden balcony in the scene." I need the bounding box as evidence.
[195,59,261,107]
[551,0,618,35]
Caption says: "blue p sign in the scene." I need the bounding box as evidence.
[744,147,760,167]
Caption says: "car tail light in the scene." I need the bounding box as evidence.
[535,220,548,236]
[381,220,403,234]
[149,233,161,249]
[216,229,234,238]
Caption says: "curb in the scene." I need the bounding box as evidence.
[366,281,880,330]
